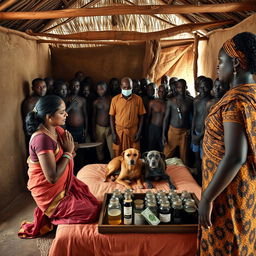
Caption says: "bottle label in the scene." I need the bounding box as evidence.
[124,216,132,225]
[159,213,171,223]
[134,212,145,225]
[124,206,132,215]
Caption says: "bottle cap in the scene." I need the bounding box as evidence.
[124,192,132,201]
[160,201,170,207]
[172,199,182,207]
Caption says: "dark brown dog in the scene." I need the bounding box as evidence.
[143,150,176,189]
[105,148,143,188]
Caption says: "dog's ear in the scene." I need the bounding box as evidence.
[121,150,126,157]
[142,151,149,159]
[160,152,166,160]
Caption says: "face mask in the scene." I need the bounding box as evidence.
[122,89,132,97]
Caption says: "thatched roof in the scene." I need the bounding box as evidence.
[0,0,255,47]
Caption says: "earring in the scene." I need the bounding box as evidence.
[233,66,237,76]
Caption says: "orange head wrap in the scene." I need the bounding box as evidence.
[222,39,248,70]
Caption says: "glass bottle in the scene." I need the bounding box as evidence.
[147,200,158,217]
[159,201,171,224]
[112,189,123,204]
[134,199,145,225]
[108,197,122,225]
[123,192,133,225]
[172,198,183,224]
[184,199,198,224]
[181,190,191,203]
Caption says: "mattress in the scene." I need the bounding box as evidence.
[49,163,201,256]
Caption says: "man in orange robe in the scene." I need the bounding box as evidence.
[109,77,146,157]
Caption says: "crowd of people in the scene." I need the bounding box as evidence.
[21,70,230,181]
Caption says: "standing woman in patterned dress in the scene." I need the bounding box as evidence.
[198,32,256,255]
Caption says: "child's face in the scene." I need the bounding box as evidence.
[97,85,106,97]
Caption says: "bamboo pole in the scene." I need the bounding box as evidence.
[37,37,208,46]
[26,20,232,41]
[0,3,255,20]
[37,39,144,45]
[193,33,199,84]
[0,0,16,11]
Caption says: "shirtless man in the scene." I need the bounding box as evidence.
[147,84,167,151]
[205,78,229,116]
[65,79,88,173]
[162,79,193,165]
[22,78,47,120]
[191,77,213,185]
[93,81,113,162]
[65,79,87,143]
[142,82,155,111]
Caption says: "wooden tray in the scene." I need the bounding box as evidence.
[98,193,199,234]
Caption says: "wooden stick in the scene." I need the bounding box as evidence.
[27,20,233,41]
[0,3,255,20]
[37,37,208,46]
[193,33,199,83]
[0,0,16,11]
[37,39,144,45]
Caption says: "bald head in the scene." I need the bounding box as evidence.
[121,77,133,90]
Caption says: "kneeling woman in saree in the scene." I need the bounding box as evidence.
[18,95,100,238]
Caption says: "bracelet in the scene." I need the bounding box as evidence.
[64,152,73,158]
[62,154,71,160]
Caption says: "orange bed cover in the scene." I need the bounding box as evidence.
[49,164,201,256]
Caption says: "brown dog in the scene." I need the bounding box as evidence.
[104,148,143,188]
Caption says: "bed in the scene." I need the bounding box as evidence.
[49,163,201,256]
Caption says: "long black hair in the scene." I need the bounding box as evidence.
[25,95,63,135]
[233,32,256,74]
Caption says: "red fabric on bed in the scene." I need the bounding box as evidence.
[49,164,201,256]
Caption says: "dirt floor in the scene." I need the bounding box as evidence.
[0,192,41,256]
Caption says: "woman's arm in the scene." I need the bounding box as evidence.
[199,122,248,228]
[38,130,75,184]
[38,153,70,184]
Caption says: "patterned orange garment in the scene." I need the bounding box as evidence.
[199,84,256,255]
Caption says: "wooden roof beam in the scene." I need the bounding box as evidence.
[0,0,16,11]
[26,20,233,41]
[0,3,256,20]
[37,37,208,46]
